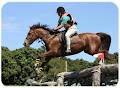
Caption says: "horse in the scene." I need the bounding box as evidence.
[23,23,111,67]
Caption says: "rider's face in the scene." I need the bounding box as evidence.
[57,12,62,17]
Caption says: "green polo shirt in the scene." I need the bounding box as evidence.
[59,16,70,25]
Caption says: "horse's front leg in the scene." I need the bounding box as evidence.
[35,50,56,68]
[41,50,58,67]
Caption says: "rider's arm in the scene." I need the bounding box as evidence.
[57,18,61,26]
[54,24,64,30]
[54,16,70,31]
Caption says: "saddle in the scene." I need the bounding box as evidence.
[52,30,78,54]
[58,30,78,47]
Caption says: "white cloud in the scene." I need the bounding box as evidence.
[2,17,22,32]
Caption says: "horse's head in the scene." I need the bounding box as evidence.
[23,27,39,47]
[23,23,53,47]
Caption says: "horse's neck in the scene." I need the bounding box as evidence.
[38,29,51,44]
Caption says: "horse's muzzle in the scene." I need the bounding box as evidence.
[23,39,29,47]
[23,42,27,47]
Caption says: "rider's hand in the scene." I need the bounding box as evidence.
[53,28,58,32]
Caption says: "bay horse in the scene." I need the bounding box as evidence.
[23,23,111,67]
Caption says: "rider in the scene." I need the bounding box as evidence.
[54,6,78,53]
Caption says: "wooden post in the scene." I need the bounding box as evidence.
[65,61,67,72]
[92,66,101,86]
[57,76,64,86]
[57,73,64,86]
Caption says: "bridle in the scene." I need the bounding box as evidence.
[34,30,47,51]
[26,28,50,51]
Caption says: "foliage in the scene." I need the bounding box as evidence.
[1,46,118,85]
[2,47,39,85]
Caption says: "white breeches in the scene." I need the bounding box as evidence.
[65,25,77,50]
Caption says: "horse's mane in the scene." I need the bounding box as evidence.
[30,23,54,33]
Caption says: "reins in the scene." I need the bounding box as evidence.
[38,39,46,51]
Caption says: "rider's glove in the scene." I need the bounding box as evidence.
[53,29,58,31]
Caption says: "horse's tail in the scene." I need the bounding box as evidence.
[96,32,111,51]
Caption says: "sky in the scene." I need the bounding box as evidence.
[1,2,118,62]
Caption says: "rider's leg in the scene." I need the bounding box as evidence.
[65,25,77,52]
[65,31,71,52]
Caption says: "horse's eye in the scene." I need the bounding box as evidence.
[28,33,30,35]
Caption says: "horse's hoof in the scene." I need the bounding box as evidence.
[39,67,43,71]
[34,59,43,68]
[35,67,43,74]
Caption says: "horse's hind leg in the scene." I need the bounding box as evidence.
[88,44,106,65]
[96,50,109,59]
[93,50,109,65]
[93,52,105,65]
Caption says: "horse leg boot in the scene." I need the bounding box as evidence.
[98,50,109,59]
[93,53,105,65]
